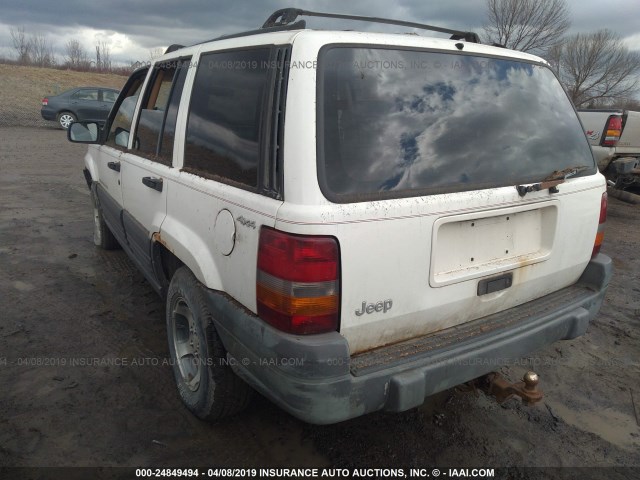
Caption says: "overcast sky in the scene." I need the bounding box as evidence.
[0,0,638,65]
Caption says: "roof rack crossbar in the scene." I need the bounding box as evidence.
[262,8,480,43]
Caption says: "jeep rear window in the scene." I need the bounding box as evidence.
[318,47,595,202]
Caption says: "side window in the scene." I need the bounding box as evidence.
[134,58,191,165]
[158,61,190,163]
[102,90,118,103]
[184,48,271,190]
[72,89,98,101]
[106,69,147,149]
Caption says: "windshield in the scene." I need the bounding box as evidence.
[318,47,596,202]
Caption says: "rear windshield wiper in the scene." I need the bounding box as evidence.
[516,166,589,197]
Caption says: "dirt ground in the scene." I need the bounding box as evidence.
[0,127,638,478]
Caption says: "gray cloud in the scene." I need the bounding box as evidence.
[0,0,638,65]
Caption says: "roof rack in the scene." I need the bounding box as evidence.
[194,8,480,47]
[262,8,481,43]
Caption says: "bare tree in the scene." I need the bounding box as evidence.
[149,47,164,61]
[30,33,56,67]
[10,26,31,64]
[484,0,570,53]
[65,39,90,70]
[95,41,111,72]
[550,29,640,107]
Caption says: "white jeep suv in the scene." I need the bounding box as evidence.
[69,9,612,424]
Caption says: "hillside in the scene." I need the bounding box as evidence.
[0,63,128,127]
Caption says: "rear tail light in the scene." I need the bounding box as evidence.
[41,97,48,106]
[592,192,607,257]
[257,227,340,334]
[601,116,622,147]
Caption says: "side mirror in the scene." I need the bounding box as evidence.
[68,122,100,143]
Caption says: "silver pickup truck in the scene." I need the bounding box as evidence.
[578,109,640,189]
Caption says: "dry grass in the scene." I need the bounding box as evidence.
[0,63,128,127]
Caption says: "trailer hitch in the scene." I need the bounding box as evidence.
[480,371,543,405]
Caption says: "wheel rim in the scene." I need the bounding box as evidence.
[171,298,202,392]
[93,206,102,245]
[59,114,74,129]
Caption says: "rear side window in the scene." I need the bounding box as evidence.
[159,62,190,162]
[134,58,190,165]
[184,48,271,190]
[72,89,98,101]
[318,47,595,202]
[102,90,118,102]
[135,63,176,159]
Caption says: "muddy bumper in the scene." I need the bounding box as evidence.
[206,254,612,424]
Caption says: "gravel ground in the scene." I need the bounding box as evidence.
[0,127,638,479]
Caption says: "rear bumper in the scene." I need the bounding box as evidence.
[40,107,57,121]
[206,255,612,424]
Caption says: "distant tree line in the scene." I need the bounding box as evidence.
[7,6,640,110]
[484,0,640,109]
[6,26,133,75]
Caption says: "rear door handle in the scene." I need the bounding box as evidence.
[107,161,120,172]
[142,176,163,192]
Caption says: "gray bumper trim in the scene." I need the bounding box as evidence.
[204,254,612,424]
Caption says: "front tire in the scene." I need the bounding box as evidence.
[57,111,76,129]
[166,267,253,421]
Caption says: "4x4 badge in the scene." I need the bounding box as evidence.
[355,299,393,316]
[237,216,256,229]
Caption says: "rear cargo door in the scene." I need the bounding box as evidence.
[314,46,604,354]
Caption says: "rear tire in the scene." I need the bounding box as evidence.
[92,191,120,250]
[57,111,76,130]
[166,267,253,421]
